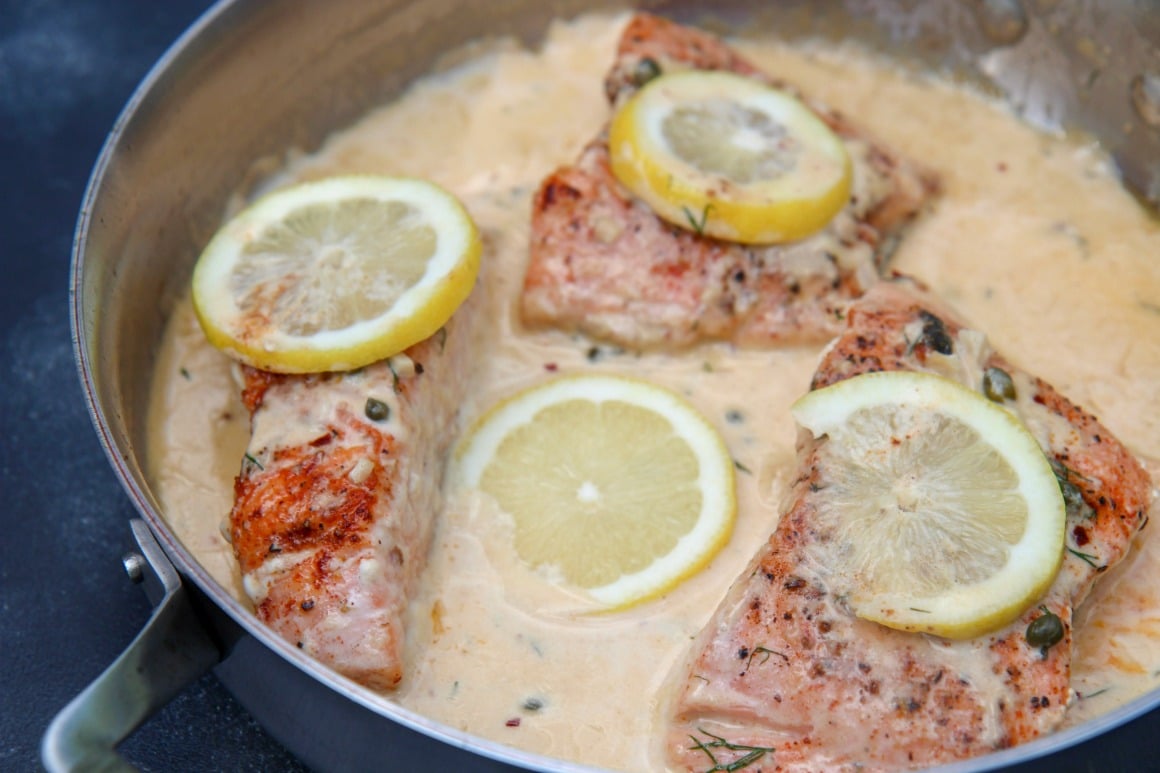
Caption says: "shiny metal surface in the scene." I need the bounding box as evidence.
[41,521,220,773]
[65,0,1160,770]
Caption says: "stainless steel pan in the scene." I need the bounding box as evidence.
[46,0,1160,770]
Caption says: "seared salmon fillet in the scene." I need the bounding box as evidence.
[521,14,939,349]
[228,317,473,690]
[666,277,1154,771]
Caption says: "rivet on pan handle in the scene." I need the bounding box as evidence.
[41,519,222,772]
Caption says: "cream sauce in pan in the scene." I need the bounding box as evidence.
[147,12,1160,771]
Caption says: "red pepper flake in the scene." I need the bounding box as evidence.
[544,362,558,372]
[505,717,521,727]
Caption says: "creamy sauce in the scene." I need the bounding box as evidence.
[147,13,1160,771]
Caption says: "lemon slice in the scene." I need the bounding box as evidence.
[454,374,736,610]
[790,371,1065,639]
[608,70,852,244]
[192,175,481,373]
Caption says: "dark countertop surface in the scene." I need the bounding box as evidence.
[1,0,304,770]
[2,1,1159,771]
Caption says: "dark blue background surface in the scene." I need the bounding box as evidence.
[2,1,1159,771]
[0,0,304,769]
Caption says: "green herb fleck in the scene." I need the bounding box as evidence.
[387,361,401,393]
[734,460,752,475]
[436,327,448,352]
[244,453,264,470]
[689,728,775,772]
[1080,687,1110,699]
[179,367,192,380]
[1067,547,1100,568]
[909,607,931,613]
[683,203,713,237]
[743,646,787,673]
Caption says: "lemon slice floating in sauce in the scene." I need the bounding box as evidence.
[192,175,481,374]
[790,371,1066,640]
[608,70,852,244]
[454,374,736,611]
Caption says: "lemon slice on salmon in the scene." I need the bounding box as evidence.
[192,176,480,374]
[454,374,736,610]
[790,371,1066,640]
[608,70,851,244]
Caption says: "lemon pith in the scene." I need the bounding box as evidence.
[608,70,852,245]
[454,374,737,610]
[192,176,480,374]
[790,371,1066,640]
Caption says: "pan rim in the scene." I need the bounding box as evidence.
[67,1,1160,770]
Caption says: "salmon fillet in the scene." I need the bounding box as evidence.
[521,14,939,349]
[665,276,1154,771]
[228,317,473,690]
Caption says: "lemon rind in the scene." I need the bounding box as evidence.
[791,370,1066,640]
[192,175,481,374]
[608,70,852,245]
[454,374,737,611]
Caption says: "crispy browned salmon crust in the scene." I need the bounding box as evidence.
[666,277,1153,771]
[228,320,472,690]
[521,14,939,349]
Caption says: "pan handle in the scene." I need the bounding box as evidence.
[41,519,222,772]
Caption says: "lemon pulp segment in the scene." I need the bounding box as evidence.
[608,70,852,244]
[192,176,480,374]
[454,374,736,610]
[790,371,1066,639]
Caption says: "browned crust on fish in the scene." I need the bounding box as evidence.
[229,320,472,691]
[521,14,940,350]
[666,277,1153,771]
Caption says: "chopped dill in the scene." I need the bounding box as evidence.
[909,607,931,613]
[689,728,774,772]
[179,366,191,380]
[1067,547,1100,568]
[743,645,788,674]
[683,203,713,236]
[733,460,752,475]
[244,453,264,470]
[1080,687,1110,699]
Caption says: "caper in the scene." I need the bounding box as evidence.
[918,310,954,355]
[631,57,662,88]
[982,366,1016,402]
[1057,472,1086,513]
[364,397,390,422]
[1026,608,1064,651]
